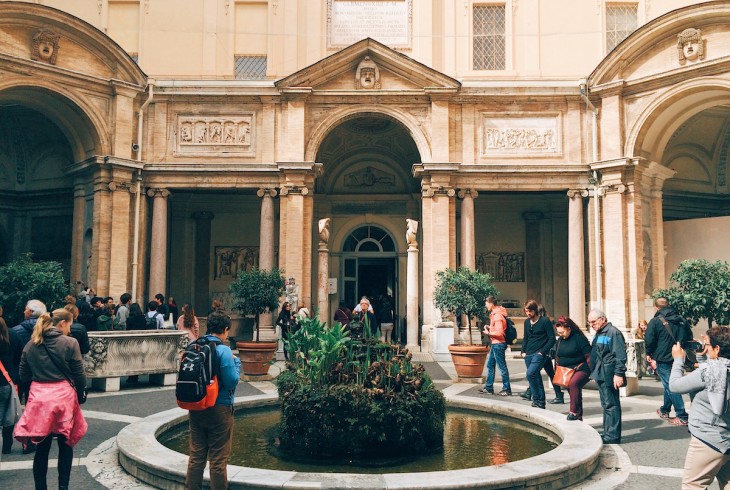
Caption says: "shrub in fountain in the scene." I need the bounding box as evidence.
[275,316,446,461]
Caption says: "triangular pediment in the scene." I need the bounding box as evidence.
[275,38,460,93]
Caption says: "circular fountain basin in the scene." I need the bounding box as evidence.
[117,392,602,489]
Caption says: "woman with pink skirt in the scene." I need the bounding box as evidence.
[14,309,87,490]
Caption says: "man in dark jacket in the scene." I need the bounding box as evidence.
[589,309,627,444]
[520,300,556,409]
[11,299,47,348]
[645,297,689,426]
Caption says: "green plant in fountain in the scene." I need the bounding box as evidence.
[228,267,286,341]
[276,316,446,462]
[433,267,499,345]
[654,259,730,328]
[0,253,70,325]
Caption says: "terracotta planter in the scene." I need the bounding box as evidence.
[448,344,488,378]
[236,340,278,376]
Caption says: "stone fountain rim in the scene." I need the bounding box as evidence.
[116,392,602,489]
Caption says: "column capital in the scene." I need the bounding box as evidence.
[457,188,479,199]
[422,184,455,198]
[256,187,278,198]
[522,211,544,221]
[567,189,589,199]
[192,211,215,221]
[146,187,171,198]
[279,184,310,196]
[108,180,135,193]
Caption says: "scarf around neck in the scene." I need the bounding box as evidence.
[704,357,730,416]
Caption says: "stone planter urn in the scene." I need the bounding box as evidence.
[236,340,278,376]
[448,344,488,379]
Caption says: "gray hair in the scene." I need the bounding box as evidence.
[359,296,370,305]
[26,299,47,318]
[588,308,606,321]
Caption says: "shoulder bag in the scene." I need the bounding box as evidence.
[552,339,584,388]
[41,343,87,405]
[0,359,21,426]
[658,316,696,372]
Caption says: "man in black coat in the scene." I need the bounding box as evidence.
[520,299,556,409]
[645,297,690,426]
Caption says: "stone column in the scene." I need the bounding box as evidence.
[567,190,587,324]
[257,188,277,341]
[458,189,477,269]
[91,173,113,296]
[70,183,86,287]
[406,219,419,351]
[523,211,544,303]
[147,188,170,300]
[192,211,214,316]
[317,218,331,323]
[108,181,134,297]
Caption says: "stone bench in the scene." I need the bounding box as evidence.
[84,330,189,392]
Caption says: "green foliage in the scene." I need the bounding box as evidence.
[654,259,730,327]
[433,267,499,344]
[276,315,446,460]
[0,254,70,325]
[228,267,286,341]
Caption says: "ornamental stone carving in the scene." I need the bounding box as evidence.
[31,29,60,65]
[677,28,704,63]
[344,166,394,187]
[355,56,381,89]
[482,115,561,156]
[406,219,418,248]
[318,218,331,246]
[177,115,255,155]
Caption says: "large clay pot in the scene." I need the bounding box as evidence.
[448,344,488,378]
[236,340,278,376]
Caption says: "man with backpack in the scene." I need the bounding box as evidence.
[479,296,512,396]
[115,293,132,330]
[646,297,690,426]
[145,301,165,330]
[184,310,241,490]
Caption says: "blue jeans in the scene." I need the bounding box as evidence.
[485,343,511,392]
[525,353,547,403]
[657,361,688,420]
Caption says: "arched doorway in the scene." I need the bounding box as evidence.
[0,101,75,273]
[314,114,421,326]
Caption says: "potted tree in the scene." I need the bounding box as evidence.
[228,267,286,376]
[433,267,498,379]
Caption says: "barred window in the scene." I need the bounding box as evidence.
[606,4,638,52]
[235,55,267,80]
[473,5,506,71]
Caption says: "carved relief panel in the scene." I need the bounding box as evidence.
[481,114,562,157]
[175,114,255,156]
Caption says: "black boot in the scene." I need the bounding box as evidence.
[519,388,532,400]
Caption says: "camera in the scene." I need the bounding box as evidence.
[131,143,141,152]
[684,340,705,352]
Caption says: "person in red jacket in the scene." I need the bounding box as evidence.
[478,296,512,396]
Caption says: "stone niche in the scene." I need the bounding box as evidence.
[84,330,188,391]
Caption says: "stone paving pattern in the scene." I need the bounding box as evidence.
[0,356,720,489]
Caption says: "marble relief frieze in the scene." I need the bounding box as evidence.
[176,114,255,155]
[477,252,525,283]
[481,114,561,157]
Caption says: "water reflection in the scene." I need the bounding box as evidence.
[161,408,558,474]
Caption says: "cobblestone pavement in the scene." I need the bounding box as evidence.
[0,355,713,489]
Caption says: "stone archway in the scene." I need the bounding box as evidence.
[313,114,421,330]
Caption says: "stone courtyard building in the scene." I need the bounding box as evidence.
[1,0,729,351]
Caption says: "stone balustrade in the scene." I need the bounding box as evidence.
[84,330,189,392]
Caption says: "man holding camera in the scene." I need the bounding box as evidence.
[645,297,690,426]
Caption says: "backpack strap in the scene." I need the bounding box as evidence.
[659,315,678,343]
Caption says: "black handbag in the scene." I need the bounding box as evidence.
[42,343,88,404]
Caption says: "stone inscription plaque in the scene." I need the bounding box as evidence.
[327,0,412,50]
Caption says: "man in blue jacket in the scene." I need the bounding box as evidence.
[520,300,556,409]
[186,310,241,490]
[589,309,627,445]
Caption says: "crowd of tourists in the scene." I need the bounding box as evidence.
[478,295,730,489]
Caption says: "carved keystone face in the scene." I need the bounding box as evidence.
[683,40,700,61]
[37,41,54,61]
[360,68,376,89]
